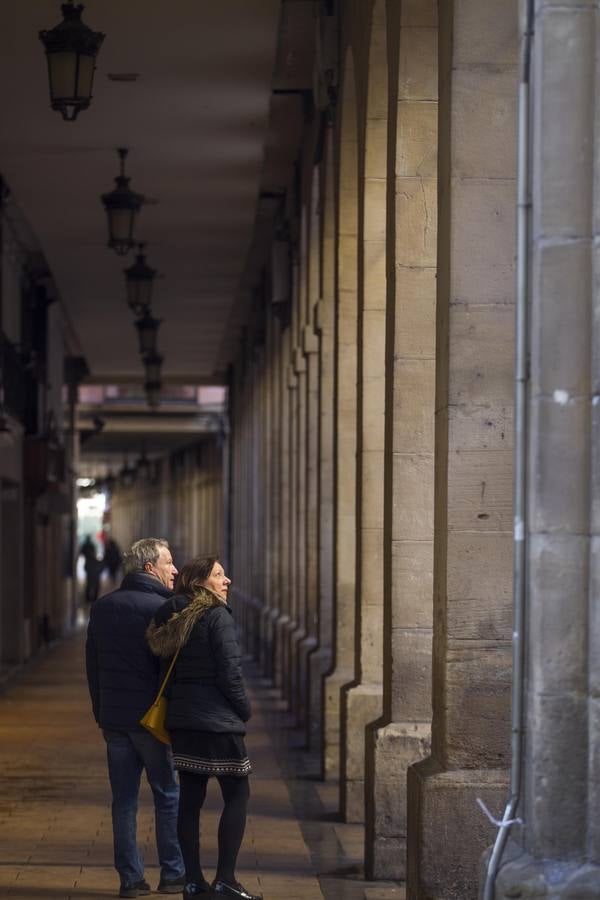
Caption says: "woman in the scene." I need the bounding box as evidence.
[147,557,261,900]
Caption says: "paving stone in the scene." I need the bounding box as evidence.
[0,631,367,900]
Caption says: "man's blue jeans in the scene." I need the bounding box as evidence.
[103,728,184,886]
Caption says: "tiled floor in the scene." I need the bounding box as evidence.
[0,632,401,900]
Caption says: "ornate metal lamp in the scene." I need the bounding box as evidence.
[39,3,105,122]
[145,381,161,409]
[135,311,161,357]
[144,351,162,409]
[144,351,163,385]
[125,244,157,315]
[101,148,144,255]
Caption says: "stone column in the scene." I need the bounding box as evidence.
[263,311,283,679]
[366,0,438,879]
[324,54,359,782]
[274,323,293,692]
[288,203,310,719]
[407,1,517,897]
[309,132,336,760]
[494,1,600,896]
[298,172,323,733]
[341,0,387,824]
[259,318,275,676]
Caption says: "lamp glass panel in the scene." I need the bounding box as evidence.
[48,51,78,100]
[75,54,95,99]
[145,360,162,382]
[139,328,156,355]
[128,280,152,310]
[108,207,135,247]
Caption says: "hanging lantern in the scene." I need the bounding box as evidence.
[144,351,163,385]
[135,311,161,357]
[100,148,144,256]
[125,244,157,315]
[136,451,151,480]
[119,460,136,488]
[145,381,161,409]
[39,3,105,122]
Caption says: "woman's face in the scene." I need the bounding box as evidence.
[203,561,231,600]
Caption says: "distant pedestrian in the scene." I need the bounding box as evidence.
[147,556,261,900]
[86,538,185,898]
[103,536,122,583]
[79,534,101,604]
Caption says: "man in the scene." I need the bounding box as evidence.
[86,538,185,898]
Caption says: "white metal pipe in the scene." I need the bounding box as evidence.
[482,2,533,897]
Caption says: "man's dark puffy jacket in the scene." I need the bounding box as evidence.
[85,572,174,730]
[148,592,251,734]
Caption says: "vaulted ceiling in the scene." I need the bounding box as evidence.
[0,0,310,386]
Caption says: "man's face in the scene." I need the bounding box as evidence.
[146,545,178,589]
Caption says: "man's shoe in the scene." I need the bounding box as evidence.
[183,882,211,897]
[157,874,187,894]
[212,880,262,900]
[119,879,151,898]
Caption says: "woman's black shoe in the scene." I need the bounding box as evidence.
[212,880,262,900]
[183,881,211,897]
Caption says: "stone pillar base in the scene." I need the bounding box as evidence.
[266,606,281,681]
[308,646,333,758]
[365,721,431,880]
[259,606,274,677]
[323,668,353,780]
[297,634,318,733]
[495,847,600,900]
[407,758,508,900]
[278,616,297,702]
[289,623,308,721]
[342,682,383,823]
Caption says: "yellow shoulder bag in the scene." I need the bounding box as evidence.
[140,648,180,745]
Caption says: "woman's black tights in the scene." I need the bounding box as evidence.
[178,772,250,885]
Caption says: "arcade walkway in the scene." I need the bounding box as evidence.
[0,630,402,900]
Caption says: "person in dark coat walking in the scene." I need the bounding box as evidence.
[79,534,101,604]
[86,537,185,899]
[147,557,261,900]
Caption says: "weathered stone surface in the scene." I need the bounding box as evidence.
[450,180,515,305]
[342,683,384,823]
[394,176,437,267]
[394,266,436,357]
[534,7,595,238]
[446,448,513,533]
[392,453,435,540]
[407,760,507,900]
[452,67,517,180]
[398,28,437,101]
[446,302,514,406]
[531,241,591,397]
[392,359,435,455]
[530,397,590,534]
[396,101,437,178]
[496,851,600,899]
[390,632,433,723]
[453,0,517,65]
[390,540,434,631]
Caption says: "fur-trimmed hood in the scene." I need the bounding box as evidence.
[146,587,227,658]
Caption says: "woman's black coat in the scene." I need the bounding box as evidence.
[149,592,251,734]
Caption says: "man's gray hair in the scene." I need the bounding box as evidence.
[122,538,169,575]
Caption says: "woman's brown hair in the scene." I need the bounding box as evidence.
[175,556,219,599]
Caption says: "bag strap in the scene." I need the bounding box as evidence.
[155,645,181,701]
